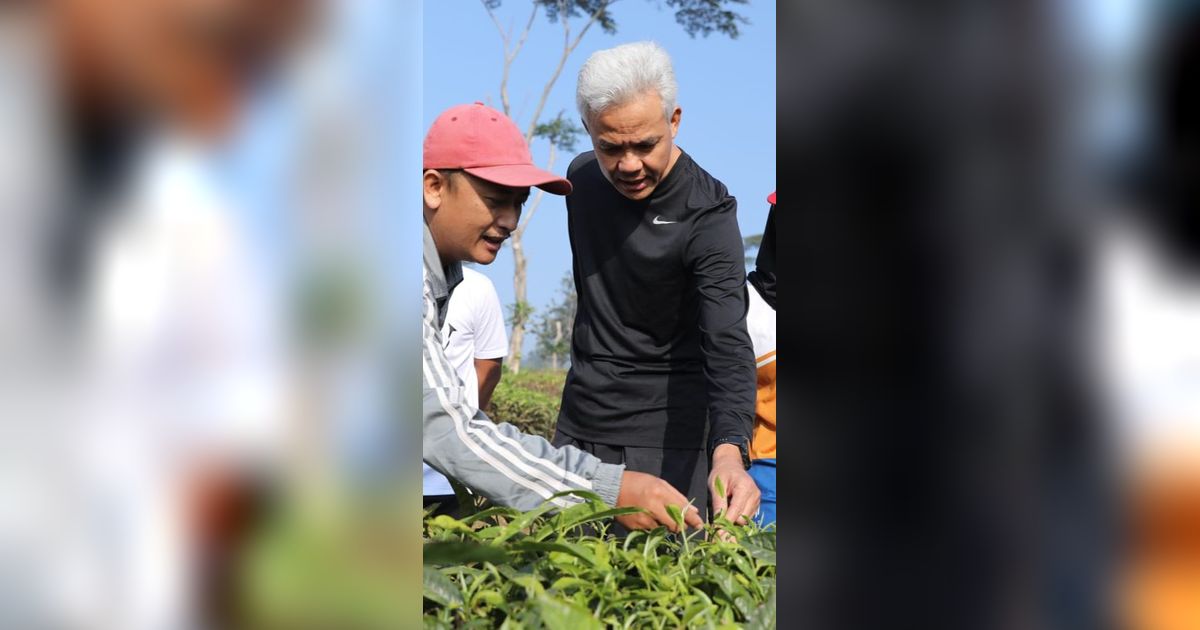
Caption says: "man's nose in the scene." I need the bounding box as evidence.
[618,153,641,174]
[495,205,519,232]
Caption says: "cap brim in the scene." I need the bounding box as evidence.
[767,191,776,205]
[463,164,573,195]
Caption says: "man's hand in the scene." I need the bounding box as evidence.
[614,470,703,532]
[709,443,761,526]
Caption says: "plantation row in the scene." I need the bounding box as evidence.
[423,488,777,629]
[484,368,568,441]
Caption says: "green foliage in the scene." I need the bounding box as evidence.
[239,498,420,630]
[535,0,619,35]
[743,233,762,268]
[664,0,750,39]
[294,260,370,351]
[515,0,750,39]
[532,111,586,153]
[487,369,566,440]
[423,490,776,628]
[531,273,576,370]
[422,489,777,624]
[507,300,536,329]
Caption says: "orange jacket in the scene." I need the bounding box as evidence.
[746,283,776,460]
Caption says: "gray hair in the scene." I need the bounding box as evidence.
[576,41,678,125]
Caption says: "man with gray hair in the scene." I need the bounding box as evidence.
[554,40,761,529]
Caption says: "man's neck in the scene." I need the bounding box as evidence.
[422,219,453,269]
[661,144,683,181]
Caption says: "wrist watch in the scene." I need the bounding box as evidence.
[710,436,752,470]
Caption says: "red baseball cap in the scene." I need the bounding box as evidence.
[767,191,776,205]
[424,102,572,195]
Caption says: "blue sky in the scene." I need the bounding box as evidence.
[424,0,776,358]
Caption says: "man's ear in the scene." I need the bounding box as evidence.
[423,169,445,212]
[669,106,682,138]
[580,115,589,134]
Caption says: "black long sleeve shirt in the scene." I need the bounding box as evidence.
[557,149,756,453]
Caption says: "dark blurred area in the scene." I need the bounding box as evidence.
[778,1,1200,629]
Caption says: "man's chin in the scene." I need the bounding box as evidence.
[618,186,654,201]
[470,249,498,265]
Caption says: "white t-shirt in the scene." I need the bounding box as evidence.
[423,267,508,495]
[1095,220,1200,474]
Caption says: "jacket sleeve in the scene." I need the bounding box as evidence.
[685,197,758,455]
[421,275,624,511]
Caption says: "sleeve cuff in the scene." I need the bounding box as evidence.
[591,462,625,507]
[709,435,752,469]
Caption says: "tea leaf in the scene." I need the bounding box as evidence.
[463,506,522,526]
[534,593,603,630]
[427,514,475,535]
[470,589,506,609]
[548,576,590,592]
[448,476,475,516]
[743,584,776,630]
[665,504,685,532]
[494,502,557,543]
[544,487,606,506]
[423,541,510,566]
[560,506,644,532]
[423,566,464,607]
[740,532,777,566]
[510,540,597,567]
[706,565,750,614]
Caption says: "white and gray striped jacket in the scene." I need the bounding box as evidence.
[422,224,624,510]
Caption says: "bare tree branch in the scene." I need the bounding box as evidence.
[523,0,612,143]
[500,3,540,116]
[516,142,556,235]
[484,1,540,116]
[512,4,539,63]
[482,0,509,47]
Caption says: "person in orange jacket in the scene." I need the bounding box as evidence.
[747,191,776,527]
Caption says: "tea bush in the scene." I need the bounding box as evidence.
[423,489,777,629]
[486,369,566,440]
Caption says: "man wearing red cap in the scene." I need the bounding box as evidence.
[421,102,700,531]
[556,41,760,529]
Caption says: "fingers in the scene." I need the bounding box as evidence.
[658,485,696,533]
[663,484,698,530]
[613,471,705,533]
[724,480,749,523]
[615,512,656,532]
[725,478,761,526]
[709,474,730,517]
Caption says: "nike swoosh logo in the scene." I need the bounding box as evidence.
[652,216,677,225]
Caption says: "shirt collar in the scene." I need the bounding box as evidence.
[422,221,463,299]
[646,146,690,204]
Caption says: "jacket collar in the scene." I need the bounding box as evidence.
[423,221,463,300]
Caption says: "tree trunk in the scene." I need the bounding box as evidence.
[508,235,527,373]
[551,320,563,371]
